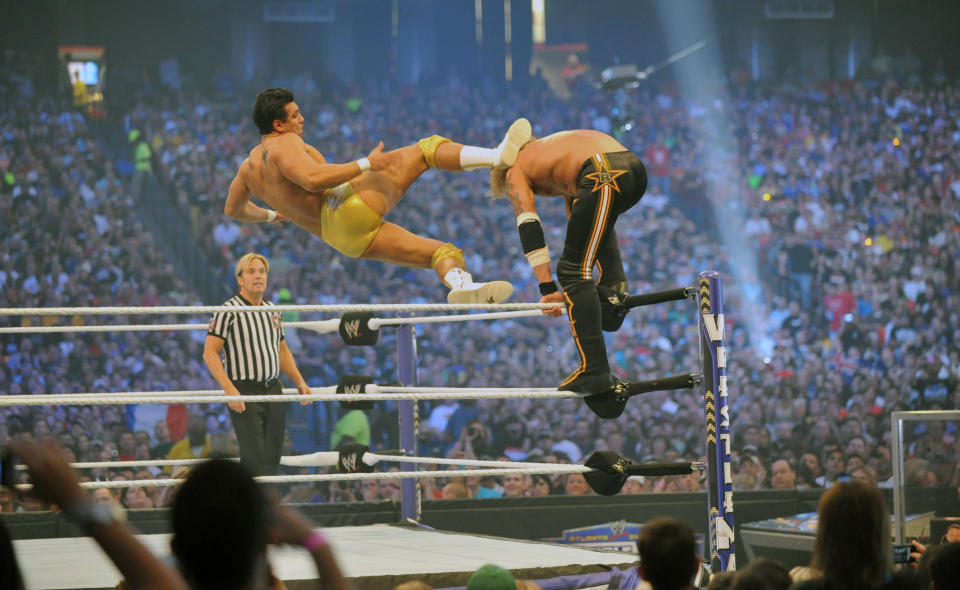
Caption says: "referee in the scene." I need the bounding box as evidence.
[203,253,311,476]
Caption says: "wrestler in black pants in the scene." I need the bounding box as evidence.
[228,379,287,476]
[557,151,647,395]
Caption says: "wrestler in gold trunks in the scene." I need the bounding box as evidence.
[224,88,531,303]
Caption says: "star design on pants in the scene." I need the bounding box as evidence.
[585,158,628,194]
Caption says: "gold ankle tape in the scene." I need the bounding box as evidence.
[431,243,465,278]
[417,135,451,168]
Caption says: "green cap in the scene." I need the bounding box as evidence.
[3,172,14,186]
[467,564,516,590]
[128,129,141,142]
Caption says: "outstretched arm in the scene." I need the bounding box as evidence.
[273,134,386,193]
[505,167,563,316]
[10,440,187,590]
[268,499,353,590]
[224,165,283,224]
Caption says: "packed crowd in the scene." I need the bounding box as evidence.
[2,49,960,512]
[0,52,222,511]
[4,442,958,590]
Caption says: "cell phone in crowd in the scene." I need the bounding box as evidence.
[892,544,915,564]
[693,562,707,587]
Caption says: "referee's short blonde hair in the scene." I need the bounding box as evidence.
[235,253,269,277]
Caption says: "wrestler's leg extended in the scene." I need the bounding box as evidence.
[350,145,429,217]
[352,117,532,214]
[360,224,513,304]
[347,125,530,212]
[420,117,532,172]
[360,222,444,268]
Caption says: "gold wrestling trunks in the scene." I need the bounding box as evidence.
[320,182,383,258]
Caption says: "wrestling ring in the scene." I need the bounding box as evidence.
[0,271,735,590]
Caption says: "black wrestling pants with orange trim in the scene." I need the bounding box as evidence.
[557,151,647,394]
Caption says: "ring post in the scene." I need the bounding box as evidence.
[891,411,906,543]
[699,270,735,572]
[397,317,420,521]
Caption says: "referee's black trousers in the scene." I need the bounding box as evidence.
[229,379,286,476]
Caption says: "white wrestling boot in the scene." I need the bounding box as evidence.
[493,117,532,167]
[444,268,514,304]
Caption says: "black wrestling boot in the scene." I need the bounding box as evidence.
[598,281,630,332]
[557,278,614,395]
[559,362,617,395]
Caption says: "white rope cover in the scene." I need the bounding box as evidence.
[0,302,560,316]
[281,452,582,471]
[0,387,579,406]
[54,452,582,472]
[372,386,559,393]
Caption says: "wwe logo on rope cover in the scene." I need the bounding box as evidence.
[341,383,363,394]
[343,319,362,339]
[338,444,372,473]
[340,454,357,473]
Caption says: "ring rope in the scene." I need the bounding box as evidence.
[363,454,570,469]
[0,389,580,406]
[0,320,337,335]
[37,458,217,470]
[373,386,559,393]
[0,310,564,335]
[284,451,592,470]
[0,302,560,317]
[17,466,611,492]
[0,385,559,398]
[36,453,593,472]
[369,309,563,328]
[43,460,702,491]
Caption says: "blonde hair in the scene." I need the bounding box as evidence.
[489,166,509,199]
[487,138,535,199]
[235,253,269,277]
[442,481,470,499]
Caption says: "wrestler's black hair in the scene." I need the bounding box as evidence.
[252,88,295,135]
[171,458,269,590]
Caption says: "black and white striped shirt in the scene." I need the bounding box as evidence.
[207,295,285,382]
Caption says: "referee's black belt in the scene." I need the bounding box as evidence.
[231,378,280,387]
